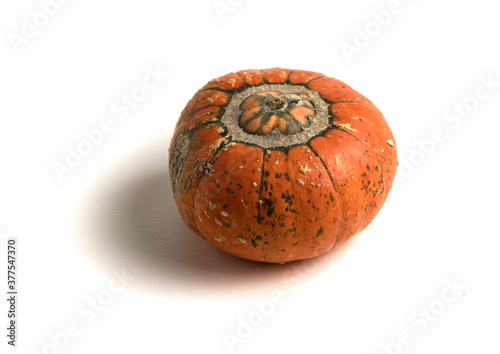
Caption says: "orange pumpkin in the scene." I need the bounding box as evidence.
[169,68,397,263]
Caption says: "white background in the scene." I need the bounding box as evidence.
[1,0,499,353]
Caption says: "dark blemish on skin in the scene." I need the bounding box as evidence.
[316,227,324,237]
[263,198,275,217]
[283,172,291,181]
[251,235,262,248]
[281,191,297,213]
[264,220,276,228]
[282,191,293,205]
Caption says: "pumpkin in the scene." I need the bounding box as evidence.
[169,68,397,263]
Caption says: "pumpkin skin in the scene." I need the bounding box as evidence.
[169,68,397,263]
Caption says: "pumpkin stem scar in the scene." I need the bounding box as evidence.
[221,84,330,149]
[239,92,314,136]
[266,97,287,111]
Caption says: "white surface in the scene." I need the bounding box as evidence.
[1,0,499,353]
